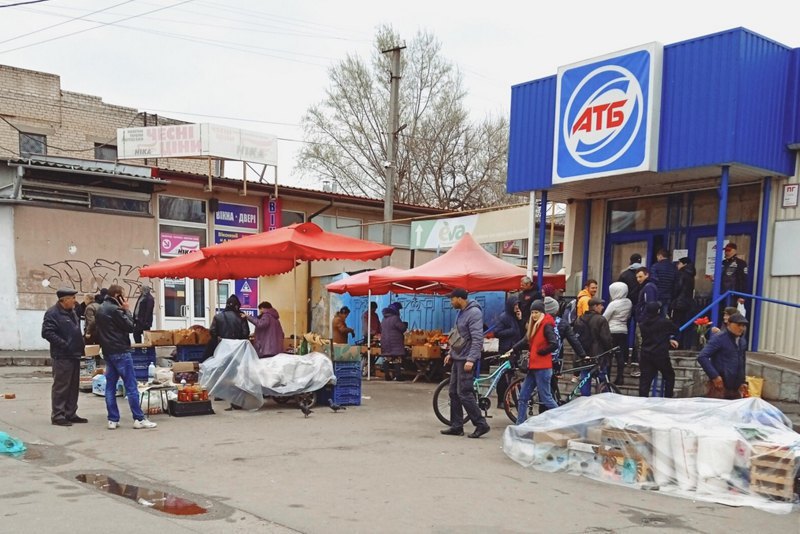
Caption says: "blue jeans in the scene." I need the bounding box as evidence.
[104,352,145,422]
[516,368,558,425]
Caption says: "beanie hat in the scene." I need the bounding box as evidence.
[543,297,559,316]
[531,299,545,313]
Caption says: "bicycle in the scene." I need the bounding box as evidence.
[504,347,622,422]
[432,352,519,426]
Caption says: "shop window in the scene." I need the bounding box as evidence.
[158,195,206,224]
[316,215,362,239]
[281,210,305,227]
[608,197,668,233]
[367,223,411,247]
[20,132,46,157]
[689,185,760,226]
[91,194,150,214]
[94,143,118,161]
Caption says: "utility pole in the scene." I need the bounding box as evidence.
[382,44,405,267]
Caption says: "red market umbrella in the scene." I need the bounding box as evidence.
[202,222,394,262]
[138,249,296,280]
[325,266,405,296]
[370,233,566,293]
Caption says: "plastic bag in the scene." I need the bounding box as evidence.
[0,431,26,455]
[737,302,747,317]
[746,376,764,398]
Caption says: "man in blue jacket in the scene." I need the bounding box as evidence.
[493,297,523,408]
[441,288,489,438]
[698,313,748,399]
[649,249,677,317]
[41,287,87,426]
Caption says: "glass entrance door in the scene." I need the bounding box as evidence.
[162,278,208,329]
[602,233,655,301]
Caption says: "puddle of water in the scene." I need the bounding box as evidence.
[76,474,207,515]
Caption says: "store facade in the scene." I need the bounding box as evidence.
[507,28,800,358]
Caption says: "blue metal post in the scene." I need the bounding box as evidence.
[751,177,772,351]
[581,200,592,288]
[711,166,730,326]
[537,190,548,290]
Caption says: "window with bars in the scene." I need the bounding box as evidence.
[19,132,46,157]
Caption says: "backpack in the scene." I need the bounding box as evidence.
[552,317,563,361]
[560,298,577,326]
[573,315,594,355]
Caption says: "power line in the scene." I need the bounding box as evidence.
[0,0,135,46]
[0,112,141,153]
[0,0,50,7]
[0,0,196,55]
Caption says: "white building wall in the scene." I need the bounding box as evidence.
[0,205,22,349]
[760,154,800,360]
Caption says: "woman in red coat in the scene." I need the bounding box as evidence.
[515,300,559,424]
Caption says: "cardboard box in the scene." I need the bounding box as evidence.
[332,343,361,362]
[532,429,581,447]
[173,329,198,345]
[172,362,200,373]
[84,345,101,357]
[404,331,429,346]
[283,338,296,351]
[411,345,442,359]
[193,328,211,345]
[360,346,381,356]
[567,439,602,477]
[144,330,174,346]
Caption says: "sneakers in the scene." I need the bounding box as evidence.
[107,421,119,430]
[630,364,641,378]
[133,419,157,429]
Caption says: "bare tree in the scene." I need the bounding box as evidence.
[298,25,512,210]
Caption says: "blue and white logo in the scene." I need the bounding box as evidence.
[553,43,662,182]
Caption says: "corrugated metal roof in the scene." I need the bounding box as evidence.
[508,28,799,195]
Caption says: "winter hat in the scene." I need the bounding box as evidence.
[543,297,559,316]
[531,299,545,313]
[541,283,557,297]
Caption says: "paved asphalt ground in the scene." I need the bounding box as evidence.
[0,366,798,533]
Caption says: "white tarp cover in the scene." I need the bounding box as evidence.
[199,339,335,410]
[503,394,799,514]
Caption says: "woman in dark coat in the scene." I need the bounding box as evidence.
[379,303,407,381]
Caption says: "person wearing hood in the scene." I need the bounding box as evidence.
[379,303,408,381]
[441,289,489,439]
[132,284,155,344]
[603,282,632,385]
[494,296,523,407]
[83,292,103,345]
[638,301,678,397]
[245,301,285,358]
[670,257,696,348]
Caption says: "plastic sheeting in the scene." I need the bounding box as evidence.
[199,339,335,410]
[503,394,800,514]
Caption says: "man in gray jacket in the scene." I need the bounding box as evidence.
[441,288,490,438]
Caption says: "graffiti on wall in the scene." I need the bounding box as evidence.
[44,259,144,296]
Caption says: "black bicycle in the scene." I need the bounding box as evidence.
[504,347,622,421]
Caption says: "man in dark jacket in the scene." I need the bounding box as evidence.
[441,288,489,439]
[379,304,407,381]
[671,257,696,348]
[494,297,523,407]
[206,295,250,357]
[638,302,678,397]
[517,276,542,328]
[132,285,155,344]
[721,243,748,306]
[698,313,748,399]
[41,287,87,426]
[96,284,156,429]
[649,249,677,317]
[574,297,613,396]
[618,253,642,306]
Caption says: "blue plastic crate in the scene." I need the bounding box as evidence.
[332,383,361,406]
[333,376,361,389]
[315,386,333,405]
[175,345,206,362]
[334,362,362,380]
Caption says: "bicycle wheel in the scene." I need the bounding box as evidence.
[503,377,541,423]
[597,381,621,395]
[432,378,469,427]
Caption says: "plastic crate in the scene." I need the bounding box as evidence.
[131,347,156,380]
[333,376,361,389]
[167,399,215,417]
[315,385,333,405]
[334,361,362,380]
[175,345,206,362]
[332,382,361,406]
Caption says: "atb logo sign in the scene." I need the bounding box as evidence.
[553,43,662,182]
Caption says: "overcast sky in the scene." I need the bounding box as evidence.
[1,0,798,189]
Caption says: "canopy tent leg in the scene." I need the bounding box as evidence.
[366,289,372,381]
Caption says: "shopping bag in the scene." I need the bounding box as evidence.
[737,302,746,317]
[745,376,763,398]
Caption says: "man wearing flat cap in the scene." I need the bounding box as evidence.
[697,313,749,399]
[41,287,87,426]
[721,243,748,306]
[442,288,490,438]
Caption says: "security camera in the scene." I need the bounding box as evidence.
[382,160,393,169]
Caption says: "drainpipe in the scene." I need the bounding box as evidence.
[711,166,730,326]
[751,176,772,351]
[537,190,548,290]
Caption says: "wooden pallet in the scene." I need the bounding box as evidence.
[750,444,798,501]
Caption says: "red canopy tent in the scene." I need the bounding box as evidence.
[369,233,566,293]
[139,249,296,280]
[325,266,405,297]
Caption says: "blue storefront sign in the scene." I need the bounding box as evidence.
[553,42,662,183]
[214,229,245,244]
[214,202,259,230]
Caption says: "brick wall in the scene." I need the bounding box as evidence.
[0,64,207,174]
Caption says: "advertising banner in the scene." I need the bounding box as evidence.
[159,231,200,256]
[214,229,246,244]
[264,197,282,231]
[235,278,259,312]
[410,206,530,250]
[214,202,259,230]
[553,42,663,182]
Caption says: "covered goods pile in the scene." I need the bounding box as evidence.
[503,394,800,514]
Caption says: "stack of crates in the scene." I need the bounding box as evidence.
[332,361,362,406]
[131,347,156,381]
[175,345,206,362]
